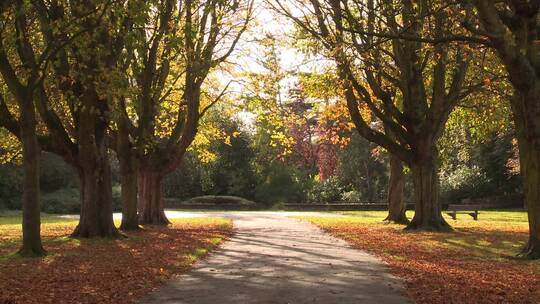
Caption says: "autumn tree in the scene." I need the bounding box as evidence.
[275,0,493,230]
[113,0,253,225]
[295,72,353,179]
[1,0,133,238]
[301,71,407,222]
[0,0,56,255]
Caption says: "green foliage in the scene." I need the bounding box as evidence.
[40,185,121,214]
[164,114,256,200]
[0,164,22,210]
[307,177,342,202]
[440,166,493,203]
[39,153,78,193]
[254,163,307,205]
[440,132,521,203]
[199,116,256,198]
[335,133,390,201]
[0,153,80,212]
[471,134,521,193]
[340,190,362,202]
[112,185,122,212]
[41,188,80,214]
[163,154,203,200]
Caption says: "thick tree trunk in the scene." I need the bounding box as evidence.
[518,144,540,259]
[138,170,170,225]
[71,88,119,238]
[406,153,451,231]
[18,97,46,257]
[384,155,409,224]
[72,148,119,238]
[513,90,540,259]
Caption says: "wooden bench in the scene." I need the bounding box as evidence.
[446,204,480,220]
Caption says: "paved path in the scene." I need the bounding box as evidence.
[140,212,410,304]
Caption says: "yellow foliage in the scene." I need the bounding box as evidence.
[0,130,21,165]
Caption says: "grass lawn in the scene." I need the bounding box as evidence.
[298,211,540,304]
[0,212,233,304]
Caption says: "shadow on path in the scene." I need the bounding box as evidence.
[139,213,410,304]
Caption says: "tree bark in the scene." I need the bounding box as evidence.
[119,159,139,231]
[117,117,140,231]
[406,152,451,231]
[513,91,540,259]
[518,143,540,259]
[138,170,170,225]
[384,155,409,224]
[72,156,119,238]
[471,0,540,258]
[71,108,119,238]
[70,86,119,238]
[18,95,46,257]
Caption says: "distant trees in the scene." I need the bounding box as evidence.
[1,0,538,261]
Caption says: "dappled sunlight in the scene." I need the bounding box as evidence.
[0,0,539,302]
[0,217,233,304]
[302,212,540,304]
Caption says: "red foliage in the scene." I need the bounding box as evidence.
[317,142,337,180]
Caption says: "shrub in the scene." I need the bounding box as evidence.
[0,164,23,209]
[254,167,305,206]
[41,188,80,214]
[341,190,362,202]
[163,155,203,199]
[112,184,122,211]
[183,195,256,206]
[42,184,122,214]
[307,177,343,203]
[270,202,286,210]
[440,166,493,203]
[40,153,78,192]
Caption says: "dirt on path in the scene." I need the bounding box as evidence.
[140,212,410,304]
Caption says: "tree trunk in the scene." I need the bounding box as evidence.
[71,87,119,238]
[71,148,119,238]
[117,118,140,231]
[18,96,46,257]
[513,90,540,259]
[518,143,540,259]
[138,170,170,225]
[119,160,139,231]
[384,155,409,224]
[406,153,451,231]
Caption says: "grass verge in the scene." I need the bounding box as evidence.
[298,211,540,304]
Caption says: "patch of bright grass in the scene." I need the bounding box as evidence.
[337,210,528,224]
[170,217,233,229]
[0,211,78,225]
[297,210,534,261]
[176,221,231,267]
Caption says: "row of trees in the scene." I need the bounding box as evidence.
[0,0,252,256]
[1,0,538,260]
[271,0,539,258]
